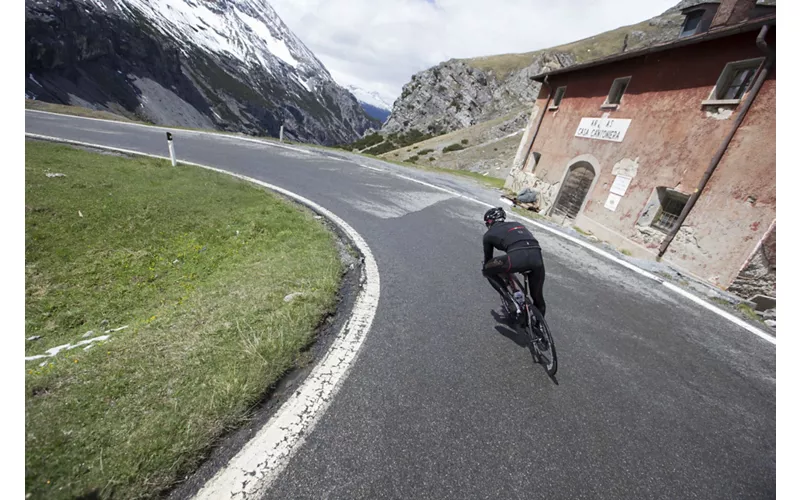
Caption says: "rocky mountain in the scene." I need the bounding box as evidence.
[25,0,374,144]
[382,0,767,138]
[381,52,574,136]
[346,85,392,123]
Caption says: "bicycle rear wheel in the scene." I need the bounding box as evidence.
[526,303,557,377]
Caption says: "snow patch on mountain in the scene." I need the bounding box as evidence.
[27,0,374,144]
[84,0,328,77]
[346,85,393,111]
[234,7,298,68]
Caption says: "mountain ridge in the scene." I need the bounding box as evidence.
[25,0,373,144]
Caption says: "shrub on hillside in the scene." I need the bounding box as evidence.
[395,129,432,148]
[346,132,384,151]
[442,143,465,153]
[418,148,434,155]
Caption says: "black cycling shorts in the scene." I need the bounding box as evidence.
[482,248,543,277]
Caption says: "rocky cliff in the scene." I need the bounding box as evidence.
[382,0,740,138]
[25,0,376,145]
[382,52,573,136]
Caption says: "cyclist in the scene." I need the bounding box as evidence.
[482,207,546,321]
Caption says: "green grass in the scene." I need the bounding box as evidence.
[655,271,673,281]
[403,162,505,188]
[620,249,633,256]
[25,141,342,499]
[710,297,763,323]
[574,227,590,236]
[512,207,546,221]
[736,303,760,322]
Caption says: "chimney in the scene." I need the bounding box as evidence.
[710,0,757,29]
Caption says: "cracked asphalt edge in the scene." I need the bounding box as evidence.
[23,132,381,500]
[182,173,381,500]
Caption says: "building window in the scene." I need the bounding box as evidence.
[651,189,690,233]
[705,58,763,104]
[602,77,631,108]
[549,86,566,110]
[680,10,704,38]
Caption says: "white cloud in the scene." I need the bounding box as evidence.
[270,0,679,106]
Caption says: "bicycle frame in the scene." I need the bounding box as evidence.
[504,272,527,298]
[504,272,530,314]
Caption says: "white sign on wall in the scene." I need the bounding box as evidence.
[604,193,622,212]
[610,175,632,196]
[575,117,632,142]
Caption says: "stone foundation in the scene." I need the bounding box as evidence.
[729,223,776,299]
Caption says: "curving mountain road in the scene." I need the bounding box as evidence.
[26,110,776,500]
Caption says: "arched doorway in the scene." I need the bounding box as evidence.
[551,161,596,225]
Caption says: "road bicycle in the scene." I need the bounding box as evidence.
[504,271,557,377]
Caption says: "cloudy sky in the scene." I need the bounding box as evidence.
[270,0,679,106]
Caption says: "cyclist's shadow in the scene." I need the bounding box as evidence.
[490,309,559,385]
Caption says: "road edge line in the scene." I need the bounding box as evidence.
[378,165,774,345]
[25,133,382,496]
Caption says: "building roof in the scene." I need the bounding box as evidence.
[530,14,775,82]
[681,2,721,14]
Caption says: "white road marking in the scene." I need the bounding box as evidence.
[511,215,774,344]
[25,335,112,361]
[320,154,350,162]
[28,124,773,348]
[344,190,454,219]
[25,133,382,496]
[394,174,465,199]
[662,282,776,345]
[347,155,775,345]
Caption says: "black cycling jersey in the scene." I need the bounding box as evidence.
[483,220,540,263]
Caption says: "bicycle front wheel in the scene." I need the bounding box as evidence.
[527,304,557,377]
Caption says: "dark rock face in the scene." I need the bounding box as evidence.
[25,0,373,145]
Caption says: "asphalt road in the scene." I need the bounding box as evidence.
[26,111,776,500]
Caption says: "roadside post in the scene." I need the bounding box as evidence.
[166,132,176,166]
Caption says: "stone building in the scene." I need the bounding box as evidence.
[506,0,776,301]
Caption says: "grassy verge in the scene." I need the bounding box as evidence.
[409,163,506,189]
[25,100,141,123]
[373,155,506,189]
[25,141,342,499]
[512,206,547,221]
